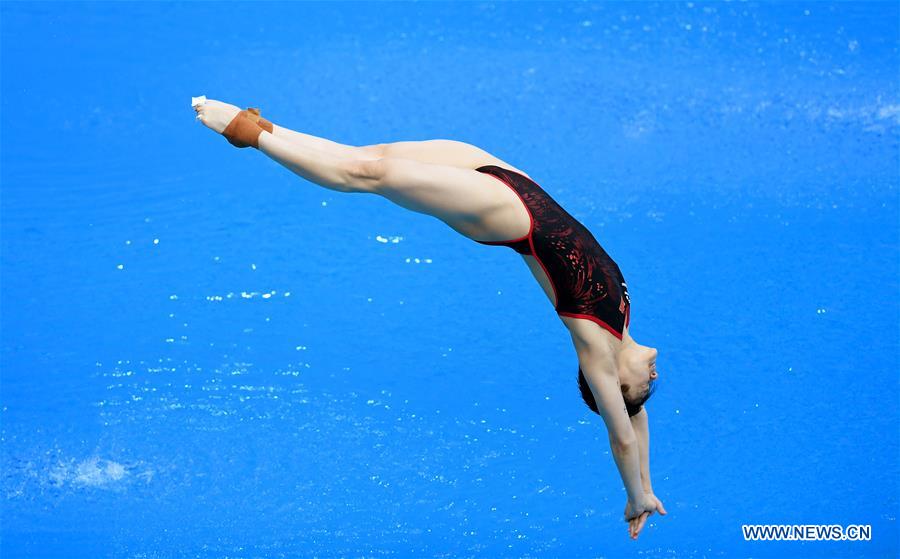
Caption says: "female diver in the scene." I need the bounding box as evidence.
[194,99,666,540]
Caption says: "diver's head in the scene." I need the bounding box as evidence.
[616,339,659,415]
[577,339,659,417]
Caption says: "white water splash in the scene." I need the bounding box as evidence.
[48,456,137,489]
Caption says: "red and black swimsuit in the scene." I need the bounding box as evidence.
[474,165,631,340]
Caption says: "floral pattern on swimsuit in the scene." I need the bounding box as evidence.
[474,165,630,339]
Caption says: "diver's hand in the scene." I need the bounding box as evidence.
[628,511,651,540]
[624,493,666,539]
[624,493,656,520]
[646,492,667,516]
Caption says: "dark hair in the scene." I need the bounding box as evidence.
[578,367,657,417]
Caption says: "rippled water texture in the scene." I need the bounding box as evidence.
[2,2,898,558]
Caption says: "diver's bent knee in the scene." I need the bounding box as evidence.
[341,158,386,193]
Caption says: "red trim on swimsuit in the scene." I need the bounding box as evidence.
[557,312,624,340]
[474,165,630,338]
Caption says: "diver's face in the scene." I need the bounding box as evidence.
[619,343,659,392]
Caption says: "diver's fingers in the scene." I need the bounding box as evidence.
[634,512,650,539]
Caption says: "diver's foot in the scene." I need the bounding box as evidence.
[195,98,265,148]
[194,99,241,134]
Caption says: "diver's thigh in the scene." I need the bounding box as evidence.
[367,139,532,178]
[374,157,531,240]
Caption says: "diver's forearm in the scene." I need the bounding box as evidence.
[630,408,653,491]
[258,132,356,191]
[609,435,645,503]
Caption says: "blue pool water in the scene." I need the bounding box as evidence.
[2,2,897,557]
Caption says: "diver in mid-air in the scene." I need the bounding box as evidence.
[194,97,666,540]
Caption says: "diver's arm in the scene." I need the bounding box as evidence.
[630,407,653,492]
[630,407,667,526]
[581,355,645,505]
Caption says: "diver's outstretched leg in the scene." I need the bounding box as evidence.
[195,99,530,242]
[199,100,529,176]
[359,140,532,178]
[346,156,530,240]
